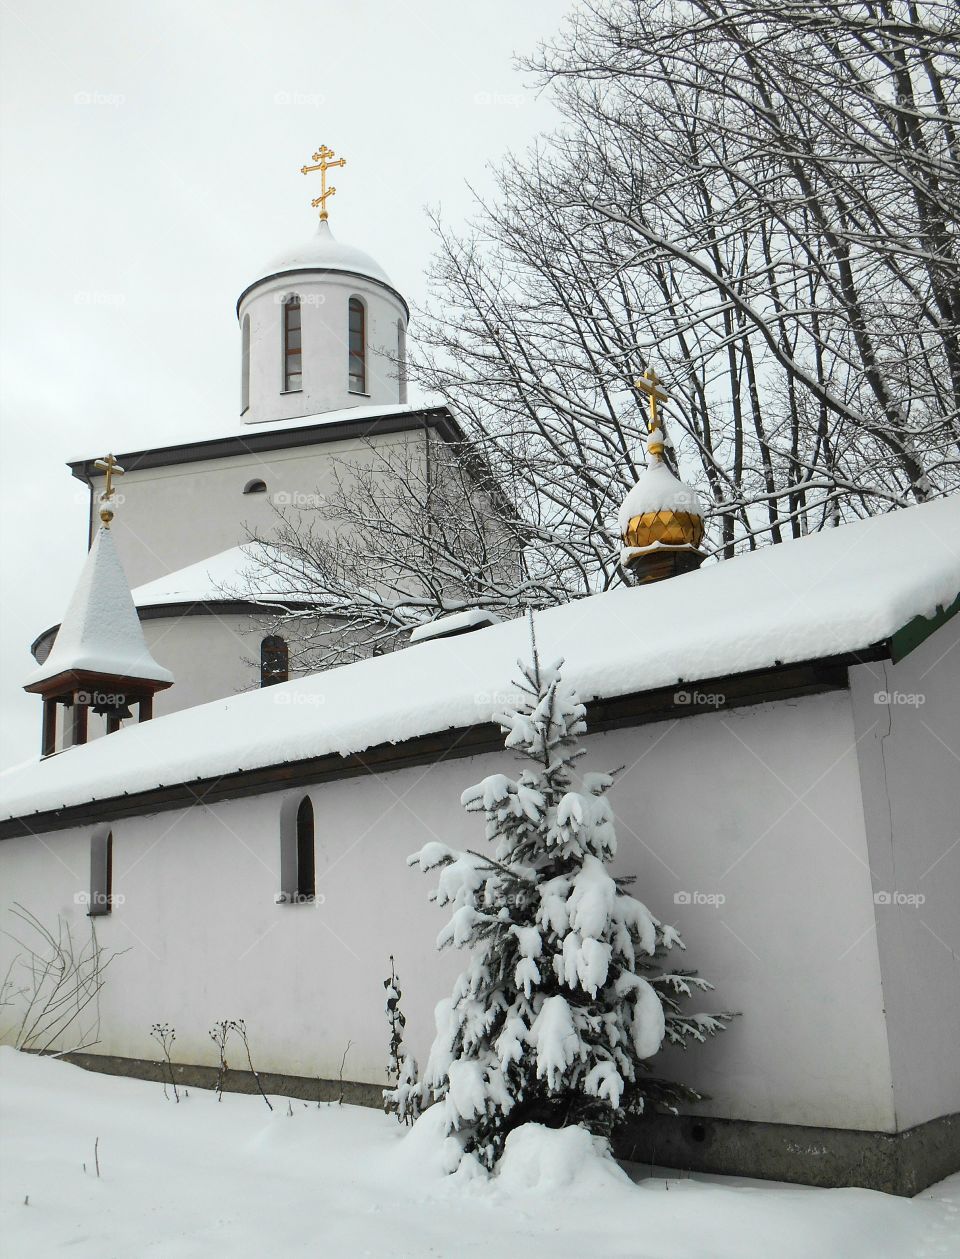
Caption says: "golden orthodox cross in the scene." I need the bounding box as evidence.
[300,145,346,221]
[635,368,669,431]
[95,453,125,501]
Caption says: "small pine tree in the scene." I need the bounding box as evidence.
[383,956,421,1126]
[408,642,732,1169]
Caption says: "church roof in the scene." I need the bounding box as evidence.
[23,526,174,690]
[238,221,402,311]
[3,494,959,829]
[67,404,460,481]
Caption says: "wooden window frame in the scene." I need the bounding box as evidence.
[348,297,366,395]
[282,296,302,393]
[260,635,289,687]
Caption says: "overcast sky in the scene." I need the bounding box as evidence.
[0,0,571,767]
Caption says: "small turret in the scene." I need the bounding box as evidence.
[23,457,173,755]
[619,371,706,584]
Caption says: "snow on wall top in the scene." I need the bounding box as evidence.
[23,527,174,689]
[131,545,303,608]
[4,495,959,822]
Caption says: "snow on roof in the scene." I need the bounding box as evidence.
[4,495,959,822]
[242,220,397,297]
[234,401,433,437]
[23,527,174,689]
[131,545,306,608]
[618,461,702,531]
[409,610,502,644]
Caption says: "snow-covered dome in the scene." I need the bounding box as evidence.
[239,220,401,306]
[619,427,705,574]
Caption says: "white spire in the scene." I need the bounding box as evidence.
[24,526,173,689]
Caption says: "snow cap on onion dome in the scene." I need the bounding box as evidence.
[619,369,706,585]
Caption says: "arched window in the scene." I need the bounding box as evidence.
[348,297,366,394]
[241,314,251,413]
[296,798,316,902]
[261,636,288,687]
[89,827,113,916]
[397,319,408,404]
[243,478,267,495]
[283,296,302,392]
[279,795,315,904]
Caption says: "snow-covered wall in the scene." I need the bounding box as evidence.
[0,685,915,1135]
[850,620,960,1131]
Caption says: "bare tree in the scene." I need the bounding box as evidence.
[242,0,958,655]
[1,904,124,1055]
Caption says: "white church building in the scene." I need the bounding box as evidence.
[2,159,959,1197]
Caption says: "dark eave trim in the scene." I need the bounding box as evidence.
[235,267,410,320]
[67,406,463,482]
[891,592,960,663]
[0,648,887,839]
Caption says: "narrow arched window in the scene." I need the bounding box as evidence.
[241,314,251,413]
[89,828,113,916]
[348,297,366,394]
[296,797,316,902]
[397,319,408,404]
[243,478,267,495]
[261,636,288,687]
[283,296,302,392]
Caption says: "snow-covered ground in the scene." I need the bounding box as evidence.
[1,1048,957,1258]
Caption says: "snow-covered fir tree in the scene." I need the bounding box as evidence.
[404,637,733,1169]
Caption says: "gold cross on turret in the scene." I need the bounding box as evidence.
[94,453,124,527]
[635,368,670,431]
[300,145,346,221]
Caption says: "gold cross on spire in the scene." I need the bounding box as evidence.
[94,453,124,527]
[634,368,670,432]
[300,145,346,221]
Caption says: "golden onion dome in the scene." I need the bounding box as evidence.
[618,426,705,560]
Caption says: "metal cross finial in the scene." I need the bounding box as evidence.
[300,145,347,221]
[94,453,125,527]
[635,368,670,431]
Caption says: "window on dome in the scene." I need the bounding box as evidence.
[397,319,407,404]
[283,296,302,392]
[241,314,251,413]
[261,636,288,687]
[348,298,366,394]
[243,478,267,495]
[88,827,114,917]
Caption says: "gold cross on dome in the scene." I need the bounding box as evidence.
[635,368,670,430]
[94,453,125,501]
[300,145,346,221]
